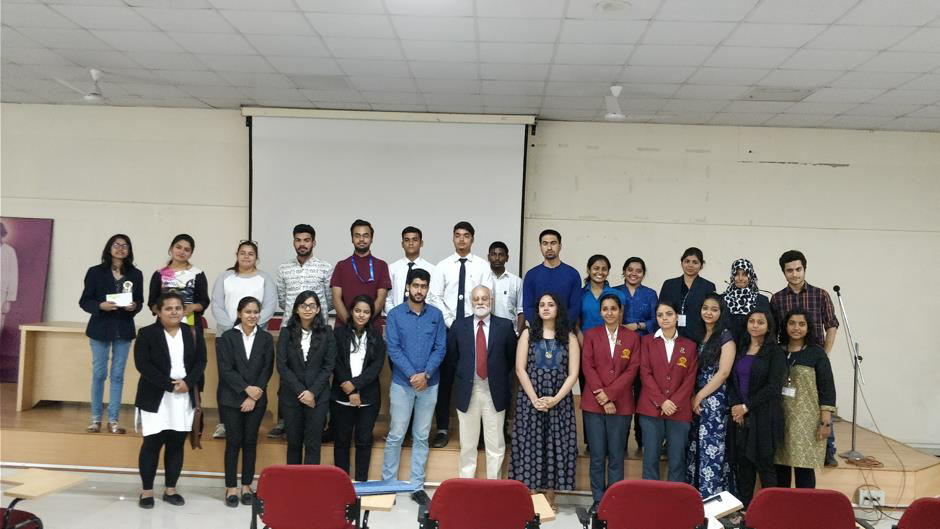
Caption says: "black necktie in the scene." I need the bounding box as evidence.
[404,261,415,302]
[456,258,467,320]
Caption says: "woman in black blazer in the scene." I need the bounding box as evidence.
[79,234,144,434]
[659,247,716,343]
[216,296,273,507]
[277,290,337,465]
[728,308,786,508]
[134,292,207,509]
[331,294,386,482]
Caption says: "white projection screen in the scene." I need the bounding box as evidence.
[250,116,527,281]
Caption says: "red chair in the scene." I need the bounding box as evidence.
[251,465,360,529]
[266,316,282,331]
[746,488,855,529]
[419,478,540,529]
[584,480,705,529]
[894,497,940,529]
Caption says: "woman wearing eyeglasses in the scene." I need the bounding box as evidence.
[79,234,144,434]
[210,241,277,336]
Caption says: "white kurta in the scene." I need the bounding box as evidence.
[139,330,194,437]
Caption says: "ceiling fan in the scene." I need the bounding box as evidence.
[54,68,105,103]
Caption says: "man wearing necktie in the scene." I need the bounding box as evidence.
[428,221,494,448]
[385,227,436,316]
[449,285,517,478]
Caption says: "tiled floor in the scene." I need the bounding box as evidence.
[0,471,902,529]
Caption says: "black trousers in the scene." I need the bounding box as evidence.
[330,401,379,482]
[139,430,188,490]
[775,464,816,489]
[284,401,328,464]
[219,404,265,488]
[735,453,777,508]
[434,334,458,432]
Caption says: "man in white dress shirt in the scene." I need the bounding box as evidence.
[484,241,525,335]
[428,221,493,448]
[385,226,436,316]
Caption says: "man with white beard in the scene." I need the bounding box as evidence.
[448,285,518,478]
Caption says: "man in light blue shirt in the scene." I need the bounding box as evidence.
[382,268,446,506]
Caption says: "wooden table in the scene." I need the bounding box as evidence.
[1,467,87,527]
[531,493,556,522]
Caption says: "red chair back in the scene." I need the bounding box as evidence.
[596,480,704,529]
[255,465,357,529]
[267,316,283,331]
[428,479,537,529]
[746,488,855,529]
[897,497,940,529]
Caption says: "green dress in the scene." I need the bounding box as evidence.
[774,345,836,469]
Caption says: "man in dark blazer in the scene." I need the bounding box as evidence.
[449,285,517,479]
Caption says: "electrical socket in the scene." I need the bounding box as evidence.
[857,488,886,508]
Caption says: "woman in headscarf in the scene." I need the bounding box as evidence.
[722,259,770,341]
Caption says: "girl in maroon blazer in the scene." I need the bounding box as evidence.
[581,293,641,511]
[637,300,698,482]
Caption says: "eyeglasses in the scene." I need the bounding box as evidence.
[111,242,129,250]
[299,303,318,311]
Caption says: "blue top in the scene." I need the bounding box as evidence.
[614,284,658,336]
[579,282,626,332]
[385,302,447,388]
[522,262,582,326]
[532,338,567,370]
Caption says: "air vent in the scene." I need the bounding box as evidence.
[743,87,815,102]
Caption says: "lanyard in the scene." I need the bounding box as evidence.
[351,255,375,284]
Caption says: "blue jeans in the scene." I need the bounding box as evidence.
[382,382,439,487]
[90,338,131,423]
[639,415,691,482]
[584,411,630,502]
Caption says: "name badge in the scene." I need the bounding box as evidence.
[782,386,796,398]
[677,314,687,327]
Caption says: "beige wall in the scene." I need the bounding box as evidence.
[2,103,937,448]
[522,121,940,448]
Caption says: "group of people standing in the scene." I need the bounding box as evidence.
[79,221,837,512]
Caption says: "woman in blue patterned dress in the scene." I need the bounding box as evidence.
[509,292,580,511]
[687,293,736,496]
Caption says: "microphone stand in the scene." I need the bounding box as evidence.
[834,285,866,460]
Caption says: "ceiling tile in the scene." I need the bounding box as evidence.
[803,87,884,103]
[746,0,856,24]
[650,112,716,124]
[808,26,914,50]
[785,101,857,115]
[857,52,940,72]
[844,103,922,116]
[244,87,310,103]
[881,117,940,131]
[908,105,940,118]
[868,90,940,105]
[125,51,204,70]
[901,74,940,90]
[135,7,235,33]
[156,69,228,85]
[758,69,843,88]
[549,64,621,82]
[17,28,110,49]
[314,101,372,110]
[619,98,667,111]
[2,4,77,28]
[207,0,298,10]
[822,115,891,129]
[674,84,749,99]
[384,0,472,16]
[661,99,730,112]
[296,0,383,13]
[418,78,480,93]
[541,95,600,109]
[619,66,695,83]
[688,67,770,86]
[724,24,825,48]
[553,44,632,65]
[708,112,774,125]
[219,71,294,88]
[538,109,598,121]
[196,54,273,73]
[391,16,475,41]
[543,82,609,96]
[839,0,940,27]
[305,13,395,38]
[91,30,183,52]
[765,113,834,127]
[368,103,428,111]
[425,93,483,106]
[360,91,423,104]
[483,106,540,115]
[427,103,484,113]
[892,28,940,52]
[830,71,919,89]
[643,21,737,46]
[324,37,403,60]
[57,48,137,68]
[220,10,313,35]
[565,0,662,20]
[630,45,714,66]
[657,0,757,21]
[482,94,541,106]
[338,59,411,77]
[480,63,549,80]
[169,32,255,54]
[409,61,479,79]
[478,18,561,43]
[179,84,245,99]
[301,88,364,101]
[1,28,38,48]
[267,56,343,75]
[476,0,566,18]
[780,49,875,70]
[352,76,416,92]
[620,83,680,97]
[52,5,154,30]
[560,20,647,44]
[723,100,793,113]
[243,35,329,57]
[402,41,477,62]
[705,46,793,68]
[482,80,544,95]
[480,43,554,64]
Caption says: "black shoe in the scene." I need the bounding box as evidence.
[589,501,599,515]
[411,490,431,506]
[225,494,239,508]
[241,491,254,506]
[138,495,154,509]
[431,431,448,448]
[162,492,185,506]
[825,453,839,467]
[322,429,334,444]
[267,421,286,438]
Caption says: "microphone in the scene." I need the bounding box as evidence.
[833,285,841,296]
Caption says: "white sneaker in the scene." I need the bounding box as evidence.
[213,423,226,439]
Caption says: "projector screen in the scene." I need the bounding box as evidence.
[250,116,527,283]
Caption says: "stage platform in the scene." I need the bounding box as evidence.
[1,383,937,504]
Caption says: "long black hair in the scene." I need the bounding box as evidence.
[698,292,729,368]
[737,308,777,357]
[346,294,379,346]
[166,233,195,266]
[286,290,327,342]
[780,308,816,346]
[528,292,571,348]
[233,296,261,327]
[100,233,135,274]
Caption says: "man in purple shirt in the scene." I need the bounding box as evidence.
[522,229,582,327]
[330,219,391,329]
